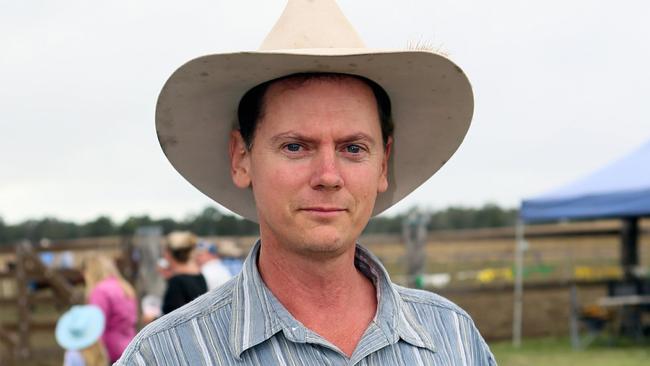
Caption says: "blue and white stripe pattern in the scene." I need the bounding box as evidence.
[116,242,497,365]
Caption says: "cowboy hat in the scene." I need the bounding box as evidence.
[156,0,473,221]
[165,231,198,251]
[55,305,105,351]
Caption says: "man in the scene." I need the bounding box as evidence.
[117,1,495,365]
[195,241,233,291]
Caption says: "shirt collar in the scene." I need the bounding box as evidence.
[229,241,435,359]
[354,244,436,353]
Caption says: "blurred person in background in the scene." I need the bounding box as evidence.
[140,293,163,325]
[55,304,108,366]
[195,240,232,291]
[83,255,137,364]
[161,231,207,314]
[214,239,245,275]
[139,257,172,325]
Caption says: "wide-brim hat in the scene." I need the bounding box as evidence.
[217,239,245,258]
[165,231,198,251]
[156,0,474,221]
[55,305,105,351]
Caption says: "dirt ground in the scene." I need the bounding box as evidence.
[444,285,607,340]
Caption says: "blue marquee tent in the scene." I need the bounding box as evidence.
[512,138,650,346]
[521,139,650,222]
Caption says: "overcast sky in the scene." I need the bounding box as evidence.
[1,0,649,224]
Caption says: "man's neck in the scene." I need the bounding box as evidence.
[257,239,377,357]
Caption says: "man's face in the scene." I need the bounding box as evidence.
[230,77,391,258]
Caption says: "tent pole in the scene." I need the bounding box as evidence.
[621,217,639,280]
[512,218,525,347]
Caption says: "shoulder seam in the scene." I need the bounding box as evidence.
[121,290,234,361]
[152,295,233,337]
[397,288,473,322]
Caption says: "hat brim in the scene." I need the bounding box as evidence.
[156,49,474,221]
[55,305,105,351]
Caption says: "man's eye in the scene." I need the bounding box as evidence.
[285,143,301,152]
[346,144,362,154]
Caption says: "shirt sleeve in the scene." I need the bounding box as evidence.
[473,322,498,366]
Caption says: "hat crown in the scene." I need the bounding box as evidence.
[167,231,197,250]
[70,312,88,337]
[259,0,365,50]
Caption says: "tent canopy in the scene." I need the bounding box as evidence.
[521,139,650,222]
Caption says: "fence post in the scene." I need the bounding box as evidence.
[14,242,31,361]
[512,219,526,347]
[569,282,581,348]
[403,209,429,288]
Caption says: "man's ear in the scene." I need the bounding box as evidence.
[229,130,252,188]
[377,136,392,193]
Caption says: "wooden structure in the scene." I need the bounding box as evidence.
[0,237,129,365]
[0,242,82,364]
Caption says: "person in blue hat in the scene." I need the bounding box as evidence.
[55,305,108,366]
[195,240,232,291]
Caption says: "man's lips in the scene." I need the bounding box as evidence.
[300,206,347,220]
[300,207,346,212]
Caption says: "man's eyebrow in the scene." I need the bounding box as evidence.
[270,132,317,145]
[270,132,377,146]
[337,133,377,145]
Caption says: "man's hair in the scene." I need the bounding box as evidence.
[237,73,393,150]
[168,247,193,263]
[165,231,197,264]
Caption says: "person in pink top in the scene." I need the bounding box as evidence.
[83,255,137,363]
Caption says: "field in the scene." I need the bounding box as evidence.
[9,338,650,366]
[12,337,650,366]
[490,337,650,366]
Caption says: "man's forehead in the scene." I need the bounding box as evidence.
[257,76,380,136]
[264,74,375,101]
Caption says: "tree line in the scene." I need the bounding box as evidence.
[0,204,517,246]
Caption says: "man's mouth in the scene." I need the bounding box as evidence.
[299,207,347,217]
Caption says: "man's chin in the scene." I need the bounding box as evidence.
[294,228,354,258]
[295,243,349,260]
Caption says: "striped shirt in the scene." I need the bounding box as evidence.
[116,242,496,365]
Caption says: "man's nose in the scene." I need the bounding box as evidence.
[309,148,343,190]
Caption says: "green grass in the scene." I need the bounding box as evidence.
[6,334,650,365]
[489,337,650,366]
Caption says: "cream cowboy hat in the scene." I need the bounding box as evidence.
[156,0,474,221]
